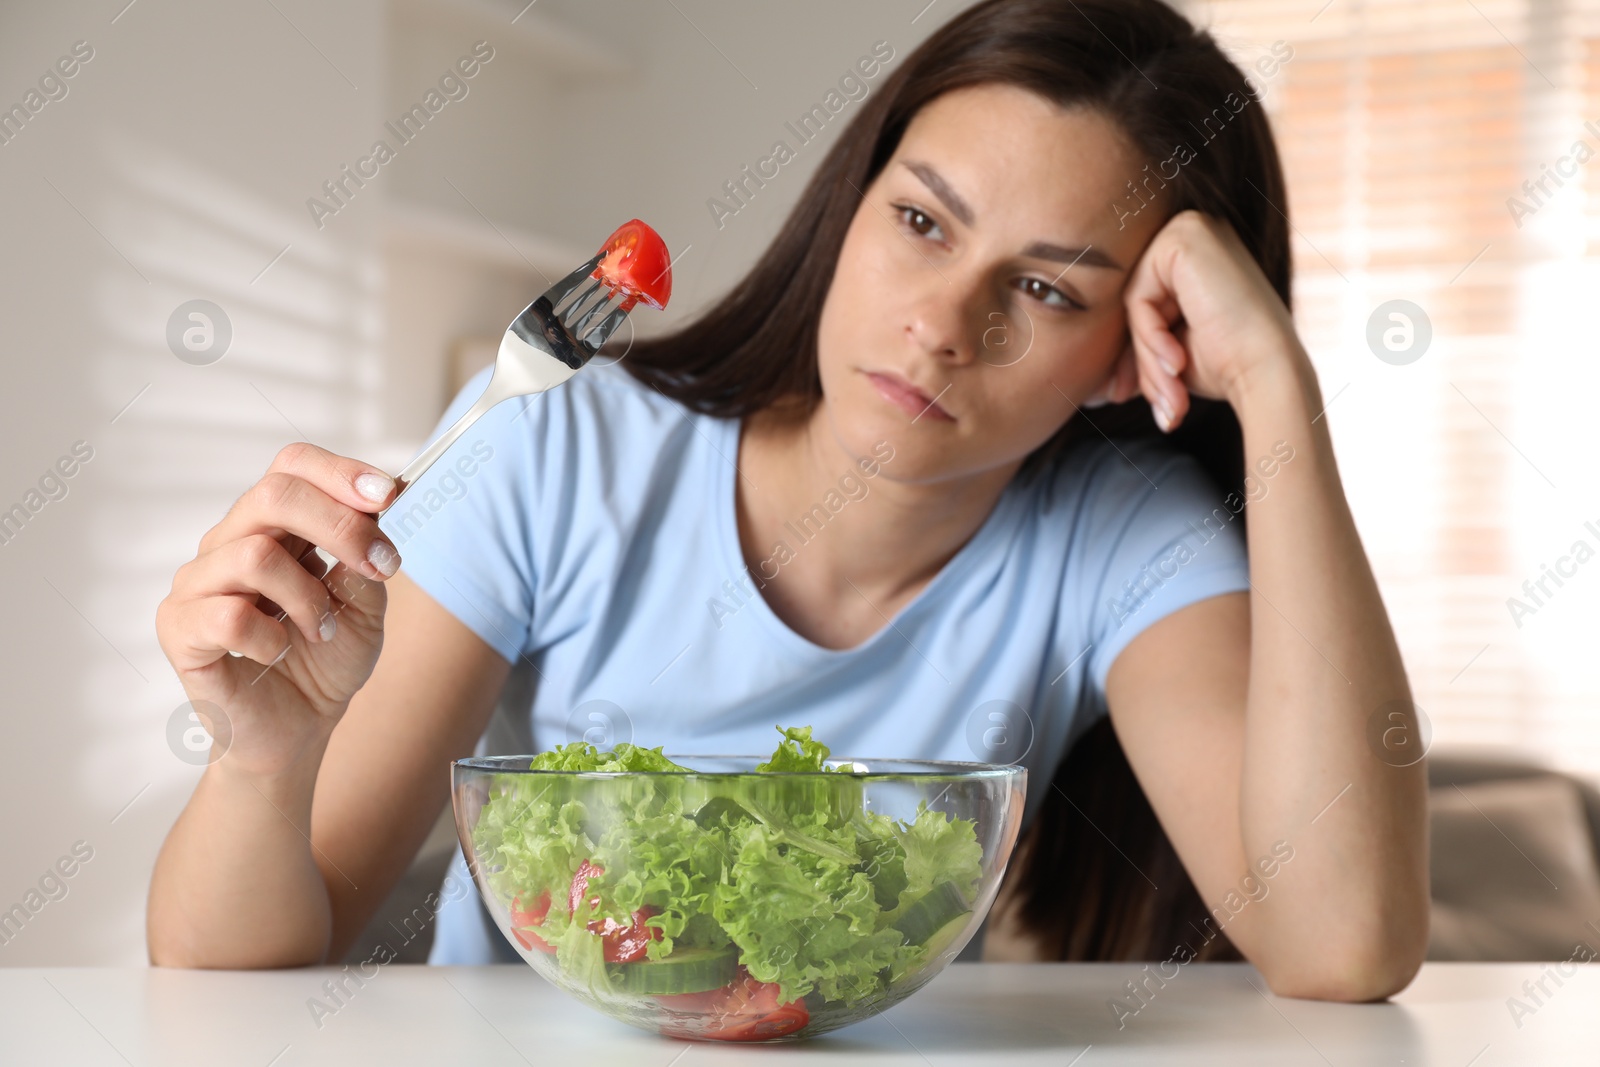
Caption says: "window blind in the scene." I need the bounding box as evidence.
[1180,0,1600,782]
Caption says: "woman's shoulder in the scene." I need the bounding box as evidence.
[500,357,703,436]
[384,360,722,661]
[393,359,719,557]
[443,358,716,476]
[1024,435,1226,526]
[563,357,685,412]
[1033,436,1249,696]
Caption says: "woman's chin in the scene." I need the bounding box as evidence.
[832,414,904,462]
[823,396,968,483]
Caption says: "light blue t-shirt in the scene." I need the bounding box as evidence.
[385,359,1251,965]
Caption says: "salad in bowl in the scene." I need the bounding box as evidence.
[451,725,1026,1042]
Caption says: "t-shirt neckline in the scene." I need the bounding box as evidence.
[710,412,1024,660]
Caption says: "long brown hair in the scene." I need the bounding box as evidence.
[621,0,1292,961]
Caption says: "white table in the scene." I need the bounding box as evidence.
[0,962,1587,1064]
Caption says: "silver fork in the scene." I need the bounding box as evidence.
[386,248,630,504]
[253,248,636,659]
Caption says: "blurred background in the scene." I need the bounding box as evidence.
[2,0,1598,967]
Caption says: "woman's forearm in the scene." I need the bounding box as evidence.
[1226,346,1430,998]
[147,740,336,969]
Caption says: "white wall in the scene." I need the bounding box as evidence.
[0,0,964,966]
[0,0,388,968]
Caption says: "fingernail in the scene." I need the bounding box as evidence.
[318,610,338,642]
[355,472,394,504]
[1153,399,1173,432]
[367,539,399,577]
[1157,354,1179,376]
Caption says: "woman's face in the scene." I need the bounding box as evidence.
[815,83,1171,484]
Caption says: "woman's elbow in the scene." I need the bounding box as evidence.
[1259,903,1431,1002]
[1264,949,1424,1002]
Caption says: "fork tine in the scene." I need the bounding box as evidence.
[550,275,601,316]
[572,288,623,339]
[564,280,613,326]
[544,252,604,309]
[582,305,630,353]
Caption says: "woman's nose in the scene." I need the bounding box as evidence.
[903,274,986,363]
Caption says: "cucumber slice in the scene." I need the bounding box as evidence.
[605,944,739,995]
[921,911,970,959]
[889,912,970,984]
[891,881,971,947]
[690,795,752,830]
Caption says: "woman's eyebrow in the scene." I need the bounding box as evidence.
[899,158,1125,273]
[901,159,976,226]
[1026,240,1124,272]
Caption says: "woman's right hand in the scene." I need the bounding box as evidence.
[156,442,405,780]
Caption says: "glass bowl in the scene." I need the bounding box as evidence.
[451,754,1026,1042]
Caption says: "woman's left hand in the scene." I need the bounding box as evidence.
[1084,209,1306,430]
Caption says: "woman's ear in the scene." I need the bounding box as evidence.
[1081,335,1139,408]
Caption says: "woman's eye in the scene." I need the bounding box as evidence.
[1017,277,1083,311]
[894,205,944,241]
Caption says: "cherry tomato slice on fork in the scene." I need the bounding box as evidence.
[593,219,672,312]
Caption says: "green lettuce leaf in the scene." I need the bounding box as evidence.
[754,724,836,772]
[900,800,984,900]
[711,814,907,1004]
[528,741,691,773]
[749,725,864,831]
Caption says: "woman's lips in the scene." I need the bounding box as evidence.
[865,371,954,422]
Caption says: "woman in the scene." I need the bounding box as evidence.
[148,0,1428,1000]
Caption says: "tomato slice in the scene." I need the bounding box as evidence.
[590,904,662,963]
[657,967,810,1042]
[508,890,557,955]
[592,219,672,312]
[567,859,662,963]
[568,859,605,916]
[711,1004,810,1042]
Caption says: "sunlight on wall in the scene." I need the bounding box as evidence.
[72,132,384,961]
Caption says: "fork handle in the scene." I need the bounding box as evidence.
[280,376,510,586]
[381,384,505,515]
[271,300,586,626]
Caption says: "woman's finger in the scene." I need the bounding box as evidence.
[319,559,386,624]
[1082,337,1137,408]
[1127,297,1190,432]
[174,534,339,648]
[1112,345,1141,404]
[202,469,401,584]
[268,441,398,515]
[159,592,293,672]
